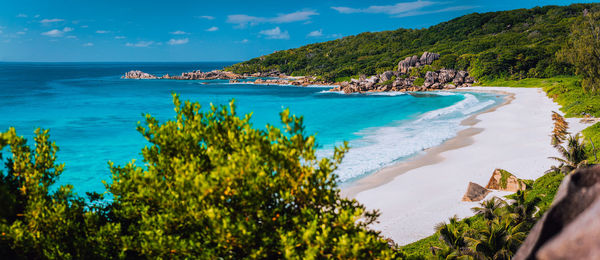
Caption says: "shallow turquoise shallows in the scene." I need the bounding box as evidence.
[0,62,504,194]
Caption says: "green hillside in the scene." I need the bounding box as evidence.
[227,3,597,82]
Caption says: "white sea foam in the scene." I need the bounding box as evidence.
[364,91,408,96]
[318,90,344,94]
[417,94,479,121]
[324,93,500,182]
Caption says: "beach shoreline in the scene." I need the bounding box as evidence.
[342,88,515,198]
[342,86,593,245]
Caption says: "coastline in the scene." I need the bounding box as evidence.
[343,86,593,245]
[342,88,514,198]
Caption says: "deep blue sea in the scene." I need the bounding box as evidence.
[0,62,504,194]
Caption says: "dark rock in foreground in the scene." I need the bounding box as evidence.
[515,165,600,260]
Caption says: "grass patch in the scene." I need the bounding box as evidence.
[582,122,600,163]
[478,76,578,88]
[334,75,359,82]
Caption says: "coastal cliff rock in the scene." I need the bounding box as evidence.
[462,182,491,202]
[485,169,528,192]
[122,70,158,79]
[515,165,600,260]
[398,52,440,73]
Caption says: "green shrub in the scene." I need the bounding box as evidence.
[0,95,398,259]
[413,78,425,86]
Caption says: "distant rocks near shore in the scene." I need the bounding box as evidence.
[230,76,331,86]
[122,70,245,80]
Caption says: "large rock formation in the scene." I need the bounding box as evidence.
[398,52,440,73]
[462,182,491,202]
[331,68,473,94]
[122,70,245,80]
[122,70,158,79]
[515,165,600,260]
[485,169,528,192]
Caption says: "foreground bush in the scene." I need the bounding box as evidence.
[0,95,396,258]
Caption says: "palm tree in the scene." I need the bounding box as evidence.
[435,216,473,257]
[467,218,526,260]
[506,190,541,225]
[548,133,588,175]
[471,197,506,221]
[551,111,569,146]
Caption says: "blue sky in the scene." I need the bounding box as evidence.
[0,0,595,62]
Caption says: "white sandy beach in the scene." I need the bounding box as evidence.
[346,86,592,245]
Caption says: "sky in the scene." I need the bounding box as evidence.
[0,0,596,62]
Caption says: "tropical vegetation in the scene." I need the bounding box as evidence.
[0,95,398,259]
[227,3,599,82]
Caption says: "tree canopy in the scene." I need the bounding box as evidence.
[0,95,397,259]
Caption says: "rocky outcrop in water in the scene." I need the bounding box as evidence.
[122,70,158,79]
[515,165,600,260]
[166,70,245,80]
[122,70,245,80]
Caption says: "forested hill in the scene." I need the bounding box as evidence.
[226,3,598,82]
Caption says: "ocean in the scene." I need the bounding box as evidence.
[0,62,504,194]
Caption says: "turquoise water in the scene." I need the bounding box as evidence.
[0,62,504,194]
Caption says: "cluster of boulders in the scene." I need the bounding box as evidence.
[122,70,245,80]
[168,70,245,80]
[229,76,331,87]
[122,70,158,79]
[424,69,474,89]
[331,69,474,94]
[332,52,475,94]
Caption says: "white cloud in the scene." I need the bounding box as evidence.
[126,41,154,47]
[16,31,26,35]
[227,15,264,27]
[170,30,188,35]
[34,14,40,18]
[96,30,110,34]
[83,42,93,46]
[227,10,318,27]
[40,18,64,24]
[66,35,77,39]
[115,36,126,39]
[41,27,73,37]
[331,1,475,17]
[80,25,89,28]
[17,14,27,18]
[198,15,215,20]
[206,26,219,32]
[259,27,289,40]
[307,29,323,37]
[271,10,318,23]
[238,39,249,44]
[167,38,189,45]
